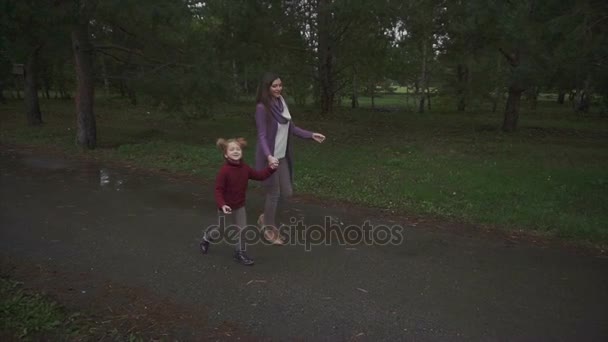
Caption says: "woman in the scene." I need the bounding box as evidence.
[254,72,325,244]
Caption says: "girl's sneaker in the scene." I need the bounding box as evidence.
[234,250,254,266]
[200,239,210,254]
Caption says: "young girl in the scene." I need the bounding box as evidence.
[200,137,277,266]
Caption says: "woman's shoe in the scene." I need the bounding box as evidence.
[258,213,284,245]
[265,227,284,245]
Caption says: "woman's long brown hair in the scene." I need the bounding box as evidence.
[255,71,281,118]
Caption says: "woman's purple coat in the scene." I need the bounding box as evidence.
[254,101,313,187]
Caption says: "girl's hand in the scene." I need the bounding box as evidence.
[267,155,279,166]
[312,133,326,143]
[221,205,232,214]
[270,160,279,169]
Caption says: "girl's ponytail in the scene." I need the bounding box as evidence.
[216,138,227,152]
[216,137,246,153]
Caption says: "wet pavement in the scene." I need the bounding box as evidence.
[1,147,607,341]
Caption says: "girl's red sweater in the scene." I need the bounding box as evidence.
[214,159,276,210]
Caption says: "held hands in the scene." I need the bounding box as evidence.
[312,133,326,143]
[267,155,279,168]
[221,205,232,214]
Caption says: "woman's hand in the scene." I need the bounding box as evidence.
[221,205,232,214]
[267,155,279,166]
[312,133,326,143]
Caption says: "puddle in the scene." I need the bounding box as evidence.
[1,150,208,211]
[21,155,77,170]
[99,168,125,191]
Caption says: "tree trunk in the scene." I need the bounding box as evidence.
[232,59,239,101]
[499,47,524,132]
[127,84,137,105]
[0,79,6,104]
[56,67,70,99]
[370,83,375,109]
[492,54,501,113]
[99,54,110,96]
[351,94,358,108]
[24,46,43,126]
[418,40,427,114]
[317,0,334,115]
[503,85,523,132]
[575,92,590,113]
[456,63,467,111]
[557,91,565,104]
[568,91,575,102]
[425,68,432,111]
[72,20,97,149]
[530,86,539,110]
[13,74,22,99]
[44,83,51,99]
[573,88,580,110]
[42,67,51,100]
[458,97,466,111]
[351,73,358,108]
[418,95,425,113]
[119,80,125,97]
[575,75,591,112]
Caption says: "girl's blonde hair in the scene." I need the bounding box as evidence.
[216,137,247,153]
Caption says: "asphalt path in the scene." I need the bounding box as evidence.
[1,148,607,341]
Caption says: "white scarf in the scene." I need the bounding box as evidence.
[280,96,292,121]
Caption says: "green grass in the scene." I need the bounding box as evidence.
[0,277,150,341]
[292,110,607,241]
[1,95,607,244]
[0,278,85,340]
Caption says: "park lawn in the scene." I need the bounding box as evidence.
[0,277,145,341]
[1,96,607,244]
[0,277,82,340]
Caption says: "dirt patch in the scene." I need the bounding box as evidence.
[0,254,266,341]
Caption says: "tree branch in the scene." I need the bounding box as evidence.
[95,43,167,65]
[335,63,351,77]
[277,43,309,53]
[97,50,132,65]
[97,48,193,70]
[333,20,353,43]
[335,79,350,94]
[498,47,519,67]
[117,25,137,37]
